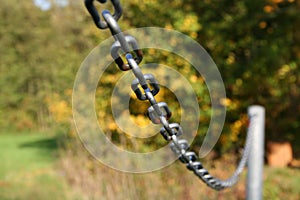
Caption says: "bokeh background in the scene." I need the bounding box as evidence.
[0,0,299,199]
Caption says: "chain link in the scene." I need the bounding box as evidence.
[111,36,143,71]
[84,0,253,191]
[85,0,122,29]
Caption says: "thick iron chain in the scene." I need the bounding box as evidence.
[84,0,253,191]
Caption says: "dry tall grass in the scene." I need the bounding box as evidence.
[59,141,247,200]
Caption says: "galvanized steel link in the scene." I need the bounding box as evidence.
[147,102,172,124]
[102,11,131,52]
[131,74,160,101]
[160,123,182,140]
[84,0,122,29]
[111,35,143,71]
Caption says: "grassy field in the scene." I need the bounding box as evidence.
[0,132,71,200]
[1,132,300,200]
[60,141,300,200]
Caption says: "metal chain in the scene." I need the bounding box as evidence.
[84,0,254,191]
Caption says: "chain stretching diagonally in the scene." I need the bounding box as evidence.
[84,0,254,191]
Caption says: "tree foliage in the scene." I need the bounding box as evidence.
[0,0,299,153]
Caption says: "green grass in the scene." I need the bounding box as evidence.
[0,132,70,200]
[264,167,300,200]
[1,131,299,199]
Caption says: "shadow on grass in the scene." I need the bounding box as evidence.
[19,137,58,151]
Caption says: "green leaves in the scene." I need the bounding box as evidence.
[1,0,299,152]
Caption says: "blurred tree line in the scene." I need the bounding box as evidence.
[0,0,299,154]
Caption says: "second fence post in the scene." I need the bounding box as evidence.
[246,105,265,200]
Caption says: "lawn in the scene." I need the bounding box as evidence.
[0,132,70,200]
[1,132,299,199]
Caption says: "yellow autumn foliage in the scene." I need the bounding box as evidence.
[230,114,248,142]
[46,93,72,123]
